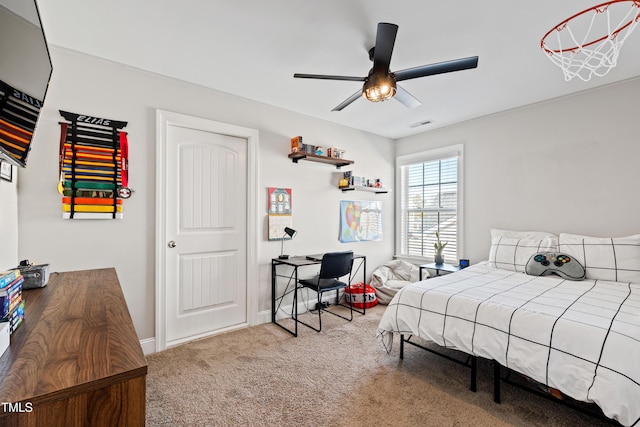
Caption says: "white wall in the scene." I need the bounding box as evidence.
[396,76,640,264]
[17,46,395,342]
[14,45,640,347]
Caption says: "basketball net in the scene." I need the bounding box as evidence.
[541,0,640,81]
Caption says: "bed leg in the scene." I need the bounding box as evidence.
[493,360,501,404]
[400,334,404,359]
[470,356,477,392]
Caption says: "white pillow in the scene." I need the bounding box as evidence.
[491,228,558,241]
[558,233,640,284]
[489,229,559,273]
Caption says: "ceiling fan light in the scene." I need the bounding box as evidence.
[363,73,397,102]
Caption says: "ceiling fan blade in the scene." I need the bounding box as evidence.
[372,23,398,72]
[394,85,422,109]
[332,89,363,111]
[294,73,365,82]
[394,56,479,82]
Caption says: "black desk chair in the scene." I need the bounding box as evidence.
[295,251,354,332]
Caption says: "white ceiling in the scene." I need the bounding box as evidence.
[37,0,640,139]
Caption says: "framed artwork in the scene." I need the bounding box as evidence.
[267,187,293,240]
[340,200,383,242]
[268,187,292,214]
[268,214,294,240]
[0,160,13,182]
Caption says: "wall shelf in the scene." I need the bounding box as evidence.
[288,152,354,169]
[339,185,390,194]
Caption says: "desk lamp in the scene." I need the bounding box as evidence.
[279,227,297,259]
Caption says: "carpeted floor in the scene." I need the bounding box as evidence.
[145,305,612,426]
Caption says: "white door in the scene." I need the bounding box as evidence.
[156,111,258,349]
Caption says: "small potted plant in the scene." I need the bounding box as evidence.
[434,231,447,265]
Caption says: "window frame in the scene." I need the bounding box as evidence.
[395,144,464,263]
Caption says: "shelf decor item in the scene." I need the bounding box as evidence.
[288,137,352,168]
[290,136,302,153]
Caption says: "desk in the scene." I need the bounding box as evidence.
[419,262,462,281]
[271,254,366,336]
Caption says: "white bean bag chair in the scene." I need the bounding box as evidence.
[370,260,422,304]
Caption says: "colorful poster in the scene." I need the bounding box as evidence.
[340,200,383,243]
[268,187,292,214]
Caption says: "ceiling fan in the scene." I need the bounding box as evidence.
[294,22,479,111]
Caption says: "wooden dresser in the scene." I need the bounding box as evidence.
[0,268,147,427]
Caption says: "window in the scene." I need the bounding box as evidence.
[396,146,462,261]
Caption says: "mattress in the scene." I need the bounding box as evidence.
[377,261,640,426]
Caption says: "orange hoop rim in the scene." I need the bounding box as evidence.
[540,0,640,54]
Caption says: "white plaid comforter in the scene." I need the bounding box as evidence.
[377,261,640,426]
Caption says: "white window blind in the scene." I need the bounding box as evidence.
[399,155,459,261]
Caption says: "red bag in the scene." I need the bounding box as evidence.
[344,282,378,309]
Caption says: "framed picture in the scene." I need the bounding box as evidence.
[0,161,12,182]
[267,187,292,214]
[339,200,383,243]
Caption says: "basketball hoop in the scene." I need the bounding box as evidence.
[541,0,640,81]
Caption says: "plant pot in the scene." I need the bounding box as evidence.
[434,253,444,265]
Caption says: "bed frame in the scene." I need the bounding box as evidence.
[400,334,477,392]
[399,333,620,425]
[492,361,620,425]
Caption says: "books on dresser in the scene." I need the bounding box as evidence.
[0,271,24,335]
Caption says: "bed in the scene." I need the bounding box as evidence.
[377,230,640,427]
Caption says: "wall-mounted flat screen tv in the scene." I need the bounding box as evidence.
[0,0,52,167]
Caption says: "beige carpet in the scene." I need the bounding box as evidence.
[146,305,611,426]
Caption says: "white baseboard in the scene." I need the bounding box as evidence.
[142,296,336,355]
[265,294,337,322]
[257,309,272,324]
[140,338,156,355]
[256,301,317,324]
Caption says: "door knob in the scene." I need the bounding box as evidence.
[168,241,176,248]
